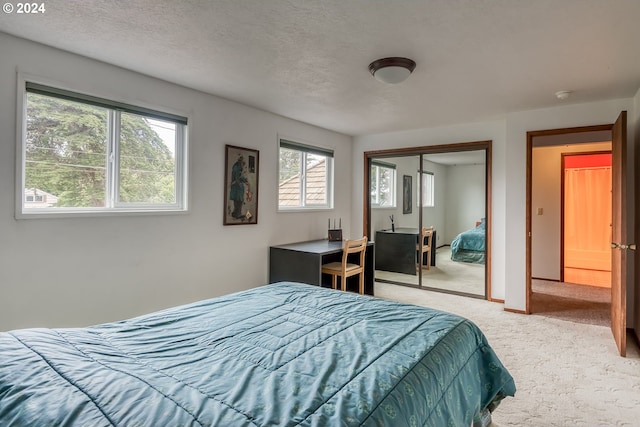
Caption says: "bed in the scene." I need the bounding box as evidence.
[0,281,514,426]
[451,219,486,264]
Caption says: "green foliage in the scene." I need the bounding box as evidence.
[279,147,301,183]
[119,112,175,204]
[25,94,176,207]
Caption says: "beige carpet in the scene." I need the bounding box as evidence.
[531,279,611,327]
[374,282,640,427]
[375,246,485,296]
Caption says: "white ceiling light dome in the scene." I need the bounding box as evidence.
[369,57,416,84]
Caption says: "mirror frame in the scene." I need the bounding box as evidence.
[363,140,494,300]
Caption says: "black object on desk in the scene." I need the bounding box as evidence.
[375,228,436,275]
[269,239,375,295]
[328,229,343,241]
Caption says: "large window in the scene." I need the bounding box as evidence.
[19,82,188,215]
[370,161,396,207]
[419,171,435,207]
[278,139,333,210]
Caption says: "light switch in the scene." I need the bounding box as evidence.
[537,207,543,215]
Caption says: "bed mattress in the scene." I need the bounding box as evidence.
[0,282,515,426]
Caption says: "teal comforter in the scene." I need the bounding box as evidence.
[451,221,486,264]
[0,282,515,426]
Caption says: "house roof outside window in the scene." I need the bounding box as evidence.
[279,159,326,206]
[24,188,58,208]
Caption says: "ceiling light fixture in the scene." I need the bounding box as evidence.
[369,57,416,84]
[555,90,571,100]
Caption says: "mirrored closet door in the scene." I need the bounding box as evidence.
[366,143,490,299]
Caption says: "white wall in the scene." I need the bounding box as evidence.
[0,33,353,330]
[531,142,611,280]
[422,160,448,245]
[444,163,485,243]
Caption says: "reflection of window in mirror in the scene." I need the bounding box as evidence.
[418,171,434,207]
[371,161,396,208]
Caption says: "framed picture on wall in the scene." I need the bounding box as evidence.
[403,175,412,214]
[224,145,259,225]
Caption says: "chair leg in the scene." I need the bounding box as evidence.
[359,273,364,295]
[426,250,431,270]
[331,274,337,290]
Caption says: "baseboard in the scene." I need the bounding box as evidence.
[504,307,527,314]
[489,298,504,304]
[531,277,560,282]
[375,279,486,300]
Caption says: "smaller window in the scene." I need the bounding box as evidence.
[418,171,435,207]
[371,161,396,208]
[278,139,334,210]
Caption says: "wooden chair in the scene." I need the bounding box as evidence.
[321,237,368,294]
[417,226,434,269]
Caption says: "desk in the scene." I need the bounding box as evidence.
[375,228,437,275]
[269,239,375,295]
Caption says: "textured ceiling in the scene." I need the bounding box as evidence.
[1,0,639,136]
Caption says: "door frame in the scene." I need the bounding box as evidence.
[525,124,613,314]
[363,140,493,300]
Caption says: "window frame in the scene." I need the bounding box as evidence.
[15,74,190,218]
[277,137,334,211]
[370,161,397,208]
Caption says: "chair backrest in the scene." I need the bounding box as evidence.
[421,226,434,248]
[342,236,368,269]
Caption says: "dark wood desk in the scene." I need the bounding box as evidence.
[375,228,436,275]
[269,239,375,295]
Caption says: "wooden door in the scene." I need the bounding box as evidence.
[611,111,627,357]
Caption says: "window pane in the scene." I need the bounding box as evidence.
[278,147,301,207]
[419,172,434,207]
[25,93,108,208]
[378,167,392,206]
[370,165,379,204]
[305,153,327,205]
[427,174,434,206]
[278,141,332,210]
[371,165,395,207]
[119,114,177,204]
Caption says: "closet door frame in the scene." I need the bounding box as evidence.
[363,140,493,301]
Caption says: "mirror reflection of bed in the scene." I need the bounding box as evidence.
[370,149,487,298]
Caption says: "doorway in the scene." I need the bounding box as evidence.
[528,128,613,326]
[363,140,492,300]
[562,152,612,288]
